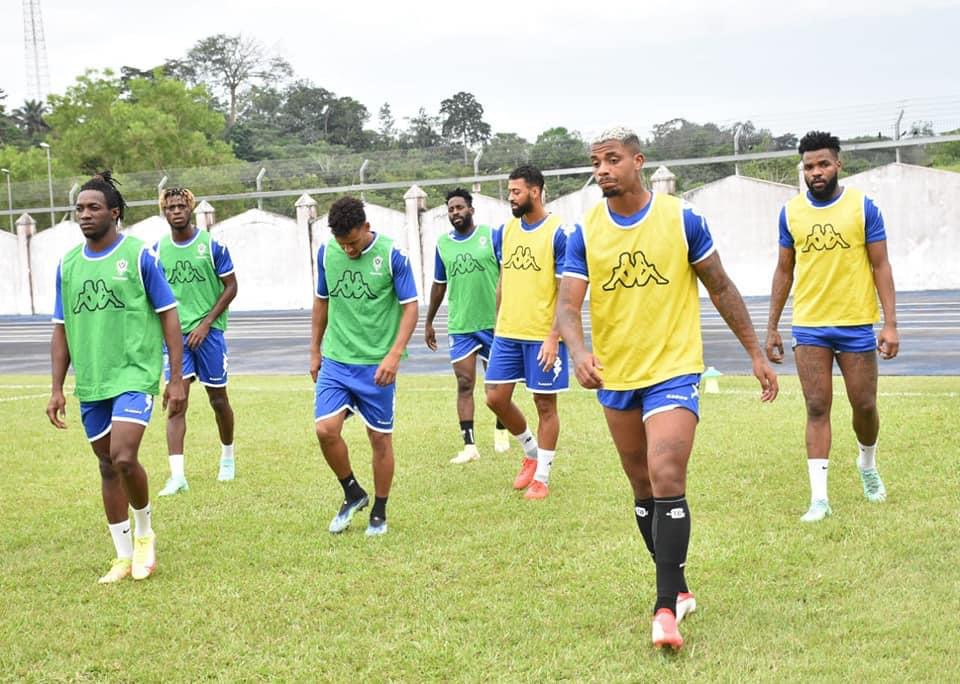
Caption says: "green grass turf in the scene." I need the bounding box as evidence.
[1,374,958,681]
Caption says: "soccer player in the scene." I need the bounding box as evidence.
[155,187,239,495]
[46,172,186,583]
[310,196,418,536]
[766,130,898,523]
[484,165,569,500]
[556,128,778,649]
[425,187,510,464]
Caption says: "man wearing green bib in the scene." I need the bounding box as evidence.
[46,172,186,583]
[310,197,419,536]
[425,188,510,464]
[155,187,239,495]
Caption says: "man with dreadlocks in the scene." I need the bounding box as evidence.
[154,187,239,495]
[47,171,186,583]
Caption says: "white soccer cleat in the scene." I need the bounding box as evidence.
[800,498,832,523]
[450,445,480,464]
[676,592,697,624]
[493,429,511,453]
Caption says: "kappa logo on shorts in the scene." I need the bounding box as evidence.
[602,251,668,290]
[168,259,207,284]
[552,356,563,381]
[449,252,486,276]
[503,245,541,271]
[802,224,850,252]
[73,279,125,313]
[330,270,376,299]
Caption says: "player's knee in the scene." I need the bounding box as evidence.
[804,397,830,420]
[208,393,232,416]
[368,431,392,456]
[851,396,877,417]
[532,394,557,417]
[485,388,504,412]
[649,462,685,495]
[109,449,138,477]
[455,372,474,395]
[97,454,117,479]
[315,421,339,444]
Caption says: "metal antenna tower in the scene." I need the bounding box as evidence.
[23,0,51,102]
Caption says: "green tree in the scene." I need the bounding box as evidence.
[377,103,396,147]
[46,70,236,173]
[185,34,293,128]
[0,89,26,147]
[481,132,530,172]
[401,107,442,149]
[439,91,491,163]
[12,99,51,141]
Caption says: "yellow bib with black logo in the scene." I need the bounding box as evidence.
[496,214,563,341]
[583,194,703,390]
[785,188,879,326]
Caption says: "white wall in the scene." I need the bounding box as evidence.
[210,209,313,311]
[545,185,603,226]
[683,176,798,296]
[844,163,960,291]
[29,220,83,316]
[0,231,28,314]
[123,215,169,248]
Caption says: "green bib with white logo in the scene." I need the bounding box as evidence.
[436,224,498,334]
[323,233,404,365]
[157,230,228,333]
[60,236,164,401]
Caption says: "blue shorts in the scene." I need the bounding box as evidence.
[164,328,229,386]
[485,336,569,393]
[79,391,155,442]
[597,374,701,421]
[792,325,876,353]
[314,358,396,433]
[448,329,494,364]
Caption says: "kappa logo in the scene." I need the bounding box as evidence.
[168,259,206,284]
[602,250,668,290]
[552,356,563,381]
[73,279,125,313]
[503,245,541,271]
[330,270,376,299]
[449,252,486,276]
[802,224,850,252]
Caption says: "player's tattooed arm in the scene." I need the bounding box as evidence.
[47,324,70,429]
[765,246,795,364]
[556,276,603,389]
[694,252,778,401]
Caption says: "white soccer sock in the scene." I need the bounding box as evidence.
[808,458,829,502]
[132,503,153,538]
[221,443,234,461]
[108,520,133,560]
[513,429,538,458]
[169,454,185,479]
[534,448,555,484]
[857,440,877,470]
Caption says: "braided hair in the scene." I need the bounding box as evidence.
[159,187,197,213]
[80,171,126,220]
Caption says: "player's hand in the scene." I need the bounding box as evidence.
[572,350,603,389]
[752,356,779,402]
[375,350,401,386]
[425,322,437,351]
[46,390,67,429]
[309,350,322,383]
[186,322,210,351]
[537,336,559,372]
[163,377,186,416]
[765,330,784,364]
[877,324,899,360]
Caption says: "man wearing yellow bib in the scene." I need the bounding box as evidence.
[766,131,899,523]
[485,165,569,501]
[557,127,778,650]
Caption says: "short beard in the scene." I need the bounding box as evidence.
[601,187,621,198]
[451,215,473,232]
[511,200,532,218]
[807,175,838,201]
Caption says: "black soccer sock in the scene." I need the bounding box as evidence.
[652,495,691,614]
[495,418,506,430]
[338,472,366,502]
[460,420,475,446]
[634,498,656,562]
[371,496,388,520]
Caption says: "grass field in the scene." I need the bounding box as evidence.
[1,373,958,682]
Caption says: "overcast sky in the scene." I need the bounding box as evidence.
[3,0,960,144]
